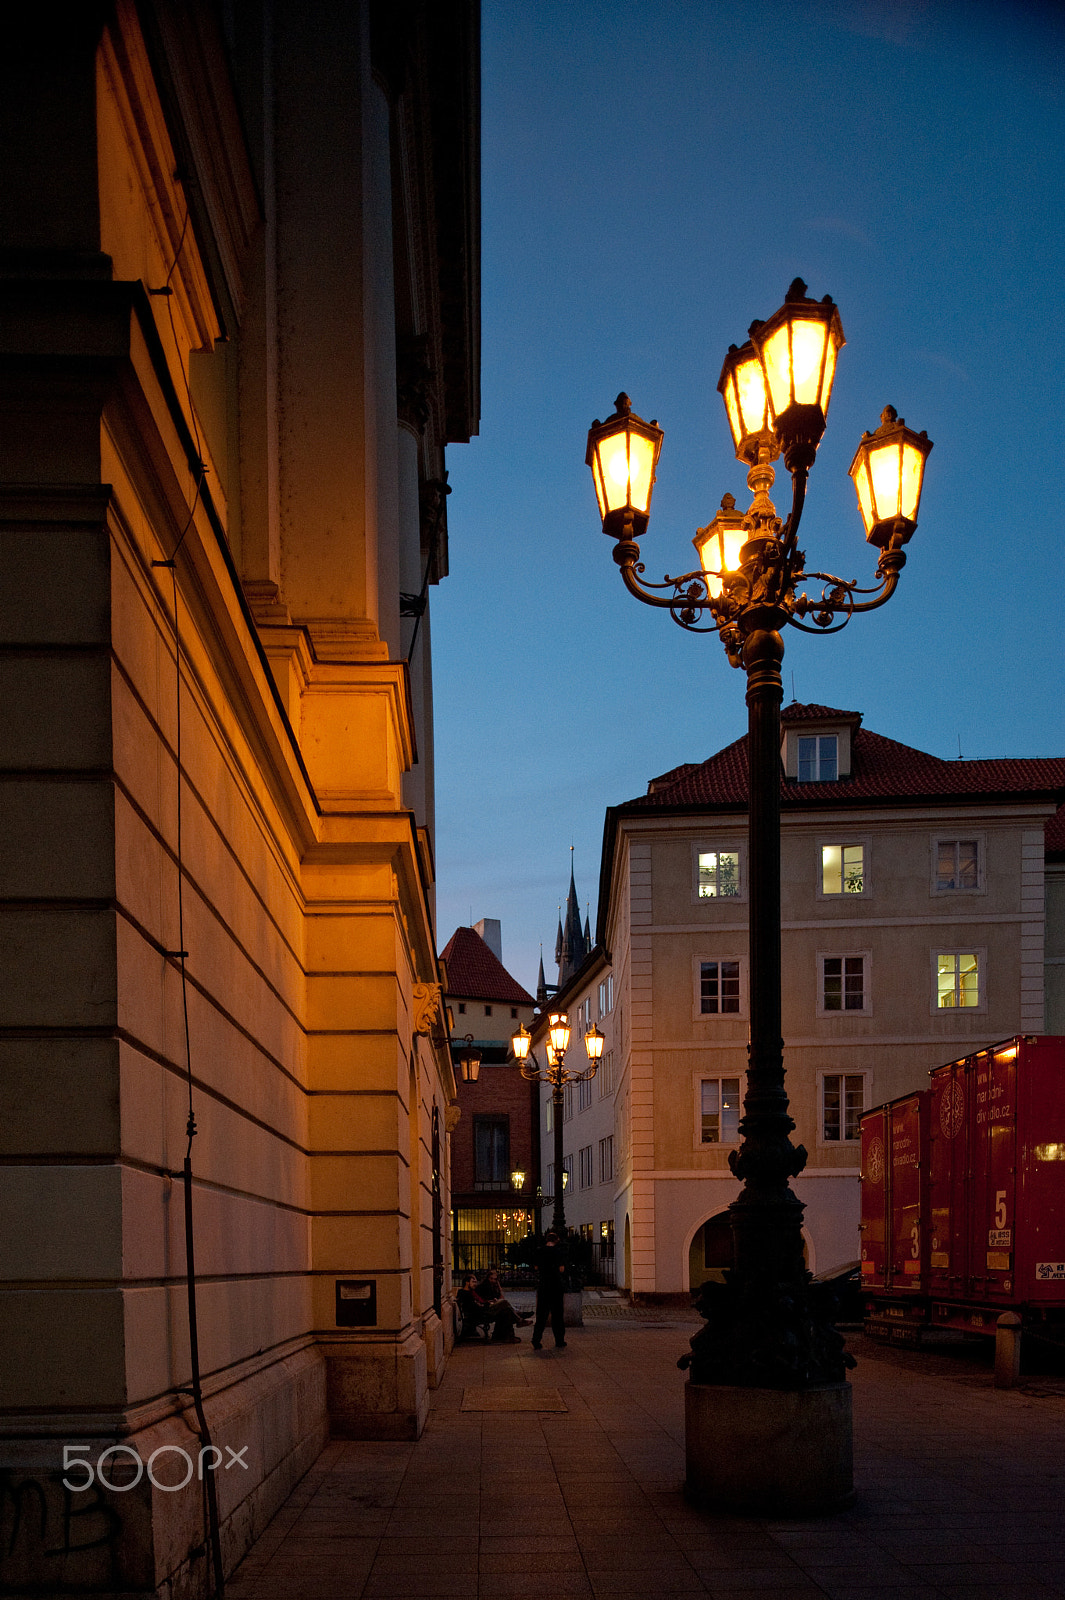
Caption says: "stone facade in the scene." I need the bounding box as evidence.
[0,3,478,1593]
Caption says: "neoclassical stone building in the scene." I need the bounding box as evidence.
[1,2,478,1592]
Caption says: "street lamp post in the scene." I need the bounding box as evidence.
[586,280,931,1510]
[511,1015,604,1235]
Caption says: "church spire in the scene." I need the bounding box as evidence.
[557,849,590,989]
[536,948,548,1007]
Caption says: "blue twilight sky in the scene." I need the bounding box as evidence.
[431,0,1065,997]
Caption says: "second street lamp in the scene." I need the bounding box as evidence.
[586,279,931,1512]
[511,1017,603,1235]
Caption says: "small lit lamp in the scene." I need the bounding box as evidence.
[694,495,749,598]
[585,393,664,541]
[510,1022,531,1062]
[548,1012,572,1061]
[747,278,845,470]
[510,1169,526,1191]
[717,340,777,467]
[584,1022,605,1062]
[455,1033,481,1084]
[849,406,933,548]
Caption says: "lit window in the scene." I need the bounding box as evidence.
[936,840,979,891]
[700,1078,741,1144]
[798,734,837,782]
[698,850,740,898]
[822,1074,864,1141]
[937,952,980,1008]
[822,843,864,895]
[700,960,741,1015]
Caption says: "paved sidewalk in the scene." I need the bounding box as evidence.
[227,1315,1065,1600]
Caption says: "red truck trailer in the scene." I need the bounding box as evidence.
[860,1035,1065,1345]
[860,1090,931,1341]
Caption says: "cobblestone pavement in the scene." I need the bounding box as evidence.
[227,1319,1065,1600]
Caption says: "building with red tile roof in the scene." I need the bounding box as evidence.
[440,921,539,1277]
[590,706,1065,1299]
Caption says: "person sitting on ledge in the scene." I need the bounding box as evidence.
[472,1270,521,1342]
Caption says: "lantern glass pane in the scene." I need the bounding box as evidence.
[869,439,902,520]
[820,333,839,415]
[790,319,828,405]
[853,457,875,534]
[900,441,924,521]
[723,379,743,451]
[736,356,767,435]
[762,323,793,416]
[591,451,609,519]
[600,433,633,512]
[628,431,655,514]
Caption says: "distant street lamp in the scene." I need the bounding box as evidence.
[586,279,931,1511]
[511,1016,603,1234]
[510,1169,526,1191]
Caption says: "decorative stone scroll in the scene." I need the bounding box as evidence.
[412,981,442,1036]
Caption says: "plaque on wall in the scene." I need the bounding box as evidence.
[335,1279,377,1326]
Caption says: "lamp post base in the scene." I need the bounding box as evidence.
[684,1380,853,1515]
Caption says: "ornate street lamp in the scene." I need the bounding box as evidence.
[587,279,931,1512]
[511,1016,602,1234]
[454,1034,481,1084]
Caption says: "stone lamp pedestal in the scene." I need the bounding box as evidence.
[684,1380,853,1514]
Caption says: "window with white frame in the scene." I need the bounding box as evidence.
[821,842,865,896]
[577,1076,593,1112]
[934,838,981,892]
[599,1135,614,1182]
[578,1145,594,1189]
[598,975,614,1017]
[697,848,741,899]
[597,1050,616,1099]
[563,1083,573,1122]
[821,1073,865,1142]
[819,953,869,1014]
[699,1077,741,1145]
[798,734,837,782]
[935,950,982,1009]
[698,959,741,1015]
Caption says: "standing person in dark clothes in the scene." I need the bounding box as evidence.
[531,1229,567,1349]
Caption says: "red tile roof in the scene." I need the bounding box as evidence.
[628,708,1065,816]
[439,926,535,1005]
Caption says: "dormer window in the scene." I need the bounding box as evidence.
[798,734,837,783]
